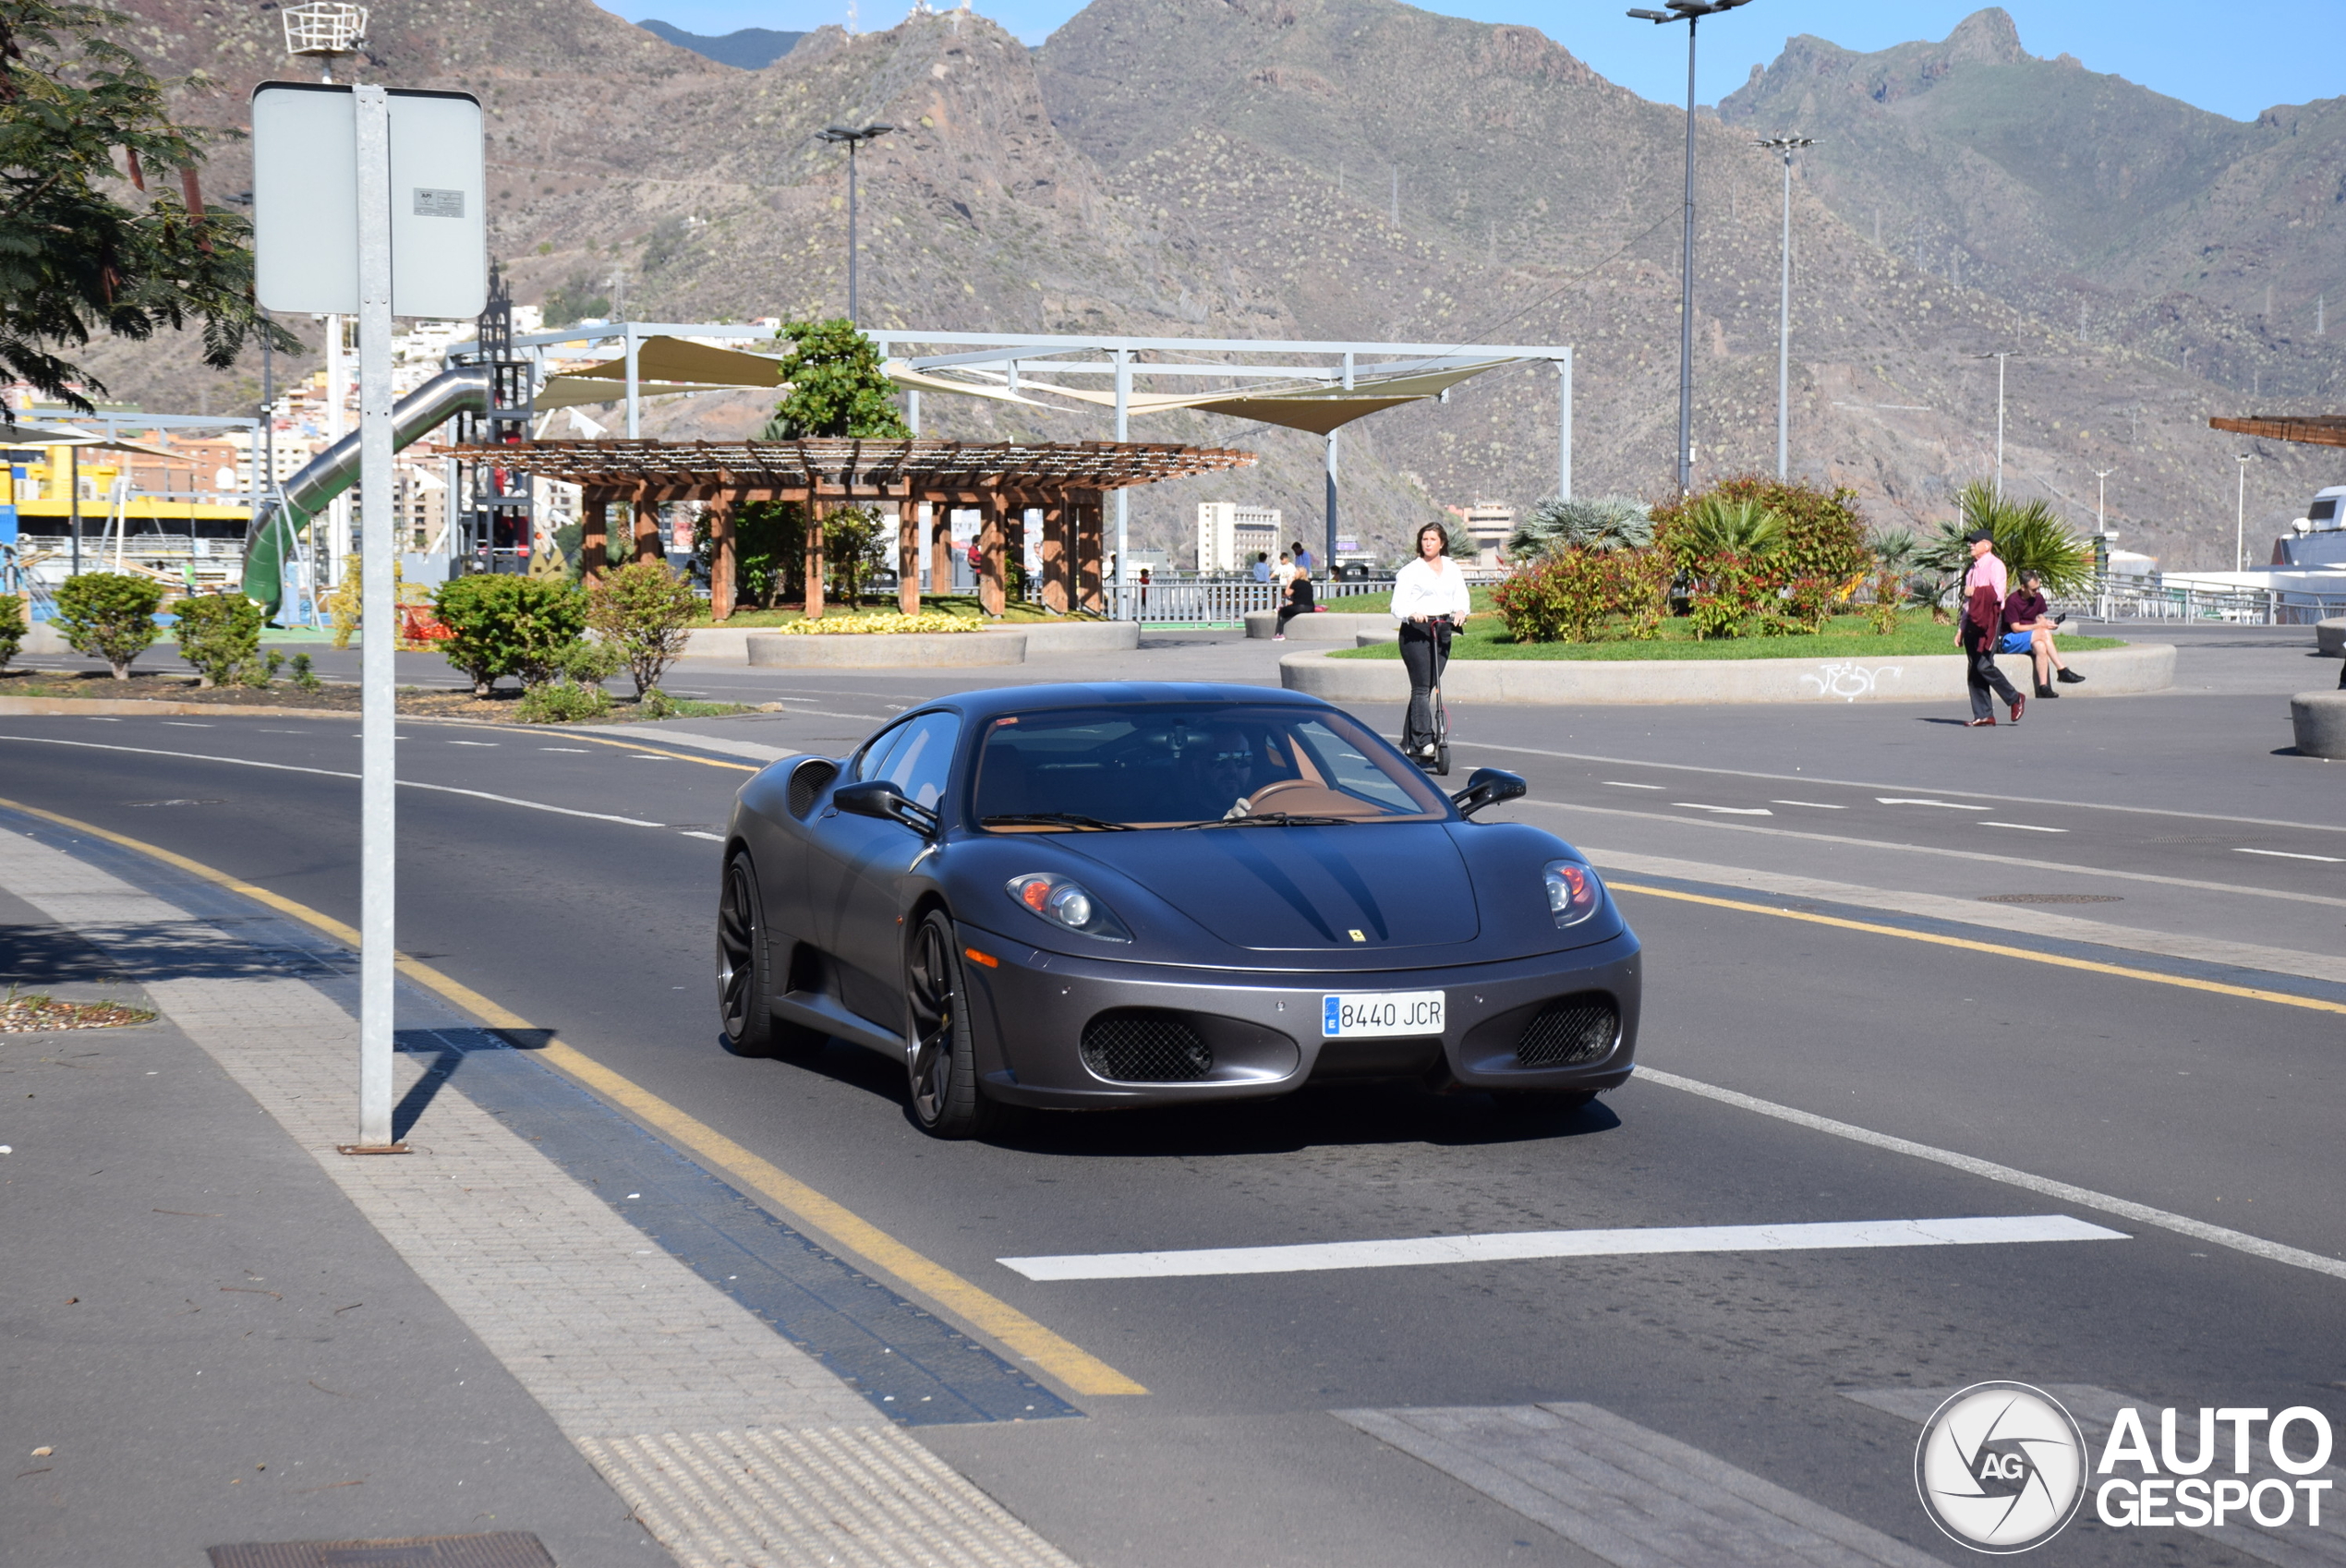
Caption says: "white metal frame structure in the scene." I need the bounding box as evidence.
[440,324,1575,586]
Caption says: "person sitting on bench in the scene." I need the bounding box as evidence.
[1273,561,1316,640]
[2000,569,2085,698]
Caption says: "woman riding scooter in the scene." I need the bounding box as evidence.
[1390,522,1471,765]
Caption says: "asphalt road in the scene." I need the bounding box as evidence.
[3,623,2340,1567]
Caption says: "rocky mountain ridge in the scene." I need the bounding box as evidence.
[71,0,2343,566]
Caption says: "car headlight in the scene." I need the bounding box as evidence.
[1542,860,1603,928]
[1006,873,1132,942]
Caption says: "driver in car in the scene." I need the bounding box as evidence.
[1195,727,1261,820]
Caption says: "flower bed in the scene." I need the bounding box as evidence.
[768,611,980,635]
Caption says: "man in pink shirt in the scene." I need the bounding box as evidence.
[1957,529,2024,727]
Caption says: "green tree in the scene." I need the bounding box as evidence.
[430,574,587,696]
[170,589,260,686]
[0,590,24,670]
[586,559,697,697]
[0,0,298,410]
[761,318,911,439]
[820,503,888,606]
[53,569,160,677]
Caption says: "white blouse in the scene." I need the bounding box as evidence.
[1389,557,1473,624]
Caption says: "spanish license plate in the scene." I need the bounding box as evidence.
[1322,989,1445,1040]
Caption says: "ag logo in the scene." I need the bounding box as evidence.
[1916,1381,2087,1553]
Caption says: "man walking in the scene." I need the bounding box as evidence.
[1958,528,2024,728]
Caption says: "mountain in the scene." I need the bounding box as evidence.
[1719,7,2346,401]
[635,20,804,70]
[72,0,2343,567]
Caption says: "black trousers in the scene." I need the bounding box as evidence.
[1965,633,2022,719]
[1276,601,1312,633]
[1399,622,1449,753]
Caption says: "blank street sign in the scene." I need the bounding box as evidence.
[250,81,486,319]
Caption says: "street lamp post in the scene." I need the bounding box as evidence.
[816,123,895,326]
[2236,453,2253,573]
[1757,134,1813,480]
[1629,0,1757,494]
[1971,351,2013,499]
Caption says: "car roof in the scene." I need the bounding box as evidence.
[912,682,1337,725]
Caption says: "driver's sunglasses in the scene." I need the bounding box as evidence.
[1211,750,1252,766]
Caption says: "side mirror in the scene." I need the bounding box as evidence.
[833,779,939,837]
[1451,767,1528,818]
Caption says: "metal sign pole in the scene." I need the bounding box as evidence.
[349,82,400,1152]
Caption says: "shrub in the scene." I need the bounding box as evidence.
[329,554,362,648]
[586,560,697,697]
[431,574,588,696]
[238,649,284,688]
[54,572,163,679]
[514,680,611,723]
[173,592,264,687]
[1656,476,1871,588]
[1508,496,1654,561]
[1868,572,1903,635]
[0,593,24,671]
[289,651,321,691]
[1686,552,1770,640]
[1491,549,1667,644]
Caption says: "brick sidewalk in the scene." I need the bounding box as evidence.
[0,822,1082,1568]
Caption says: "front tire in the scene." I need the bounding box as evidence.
[904,911,999,1139]
[718,853,823,1060]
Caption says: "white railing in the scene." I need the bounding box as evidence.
[1100,575,1398,624]
[2054,581,2346,627]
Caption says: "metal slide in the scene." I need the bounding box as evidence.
[240,365,490,620]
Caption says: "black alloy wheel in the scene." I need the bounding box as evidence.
[718,854,824,1060]
[717,856,772,1055]
[904,910,998,1139]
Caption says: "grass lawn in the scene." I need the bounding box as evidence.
[1330,611,2126,661]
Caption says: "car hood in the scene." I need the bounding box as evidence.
[1062,823,1478,952]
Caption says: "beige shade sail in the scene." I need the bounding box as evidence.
[890,358,1522,435]
[534,375,742,411]
[562,335,788,387]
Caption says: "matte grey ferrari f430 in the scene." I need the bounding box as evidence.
[717,684,1639,1137]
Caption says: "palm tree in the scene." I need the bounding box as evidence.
[1675,495,1788,561]
[1509,496,1655,560]
[1924,483,2097,597]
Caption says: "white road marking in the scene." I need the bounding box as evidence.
[1770,800,1845,809]
[1876,796,1989,810]
[1673,802,1772,815]
[539,747,590,753]
[0,736,667,828]
[1340,1403,1946,1568]
[1640,1067,2346,1283]
[1602,780,1663,790]
[1982,821,2066,833]
[631,754,670,761]
[1462,738,2346,838]
[84,717,121,722]
[161,721,213,728]
[1520,799,2346,912]
[677,831,726,841]
[259,729,309,734]
[997,1214,2121,1281]
[447,740,499,747]
[2237,847,2343,863]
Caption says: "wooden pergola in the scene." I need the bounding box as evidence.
[484,436,1256,620]
[2209,416,2346,450]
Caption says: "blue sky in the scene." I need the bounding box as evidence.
[614,0,2344,123]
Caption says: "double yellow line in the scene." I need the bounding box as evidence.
[0,794,1146,1398]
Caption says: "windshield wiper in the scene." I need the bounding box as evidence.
[980,812,1135,832]
[1179,812,1360,829]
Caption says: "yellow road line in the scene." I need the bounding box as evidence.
[1608,879,2346,1018]
[0,795,1146,1397]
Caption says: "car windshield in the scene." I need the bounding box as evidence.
[972,704,1450,830]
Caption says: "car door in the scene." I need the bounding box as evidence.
[811,711,961,1033]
